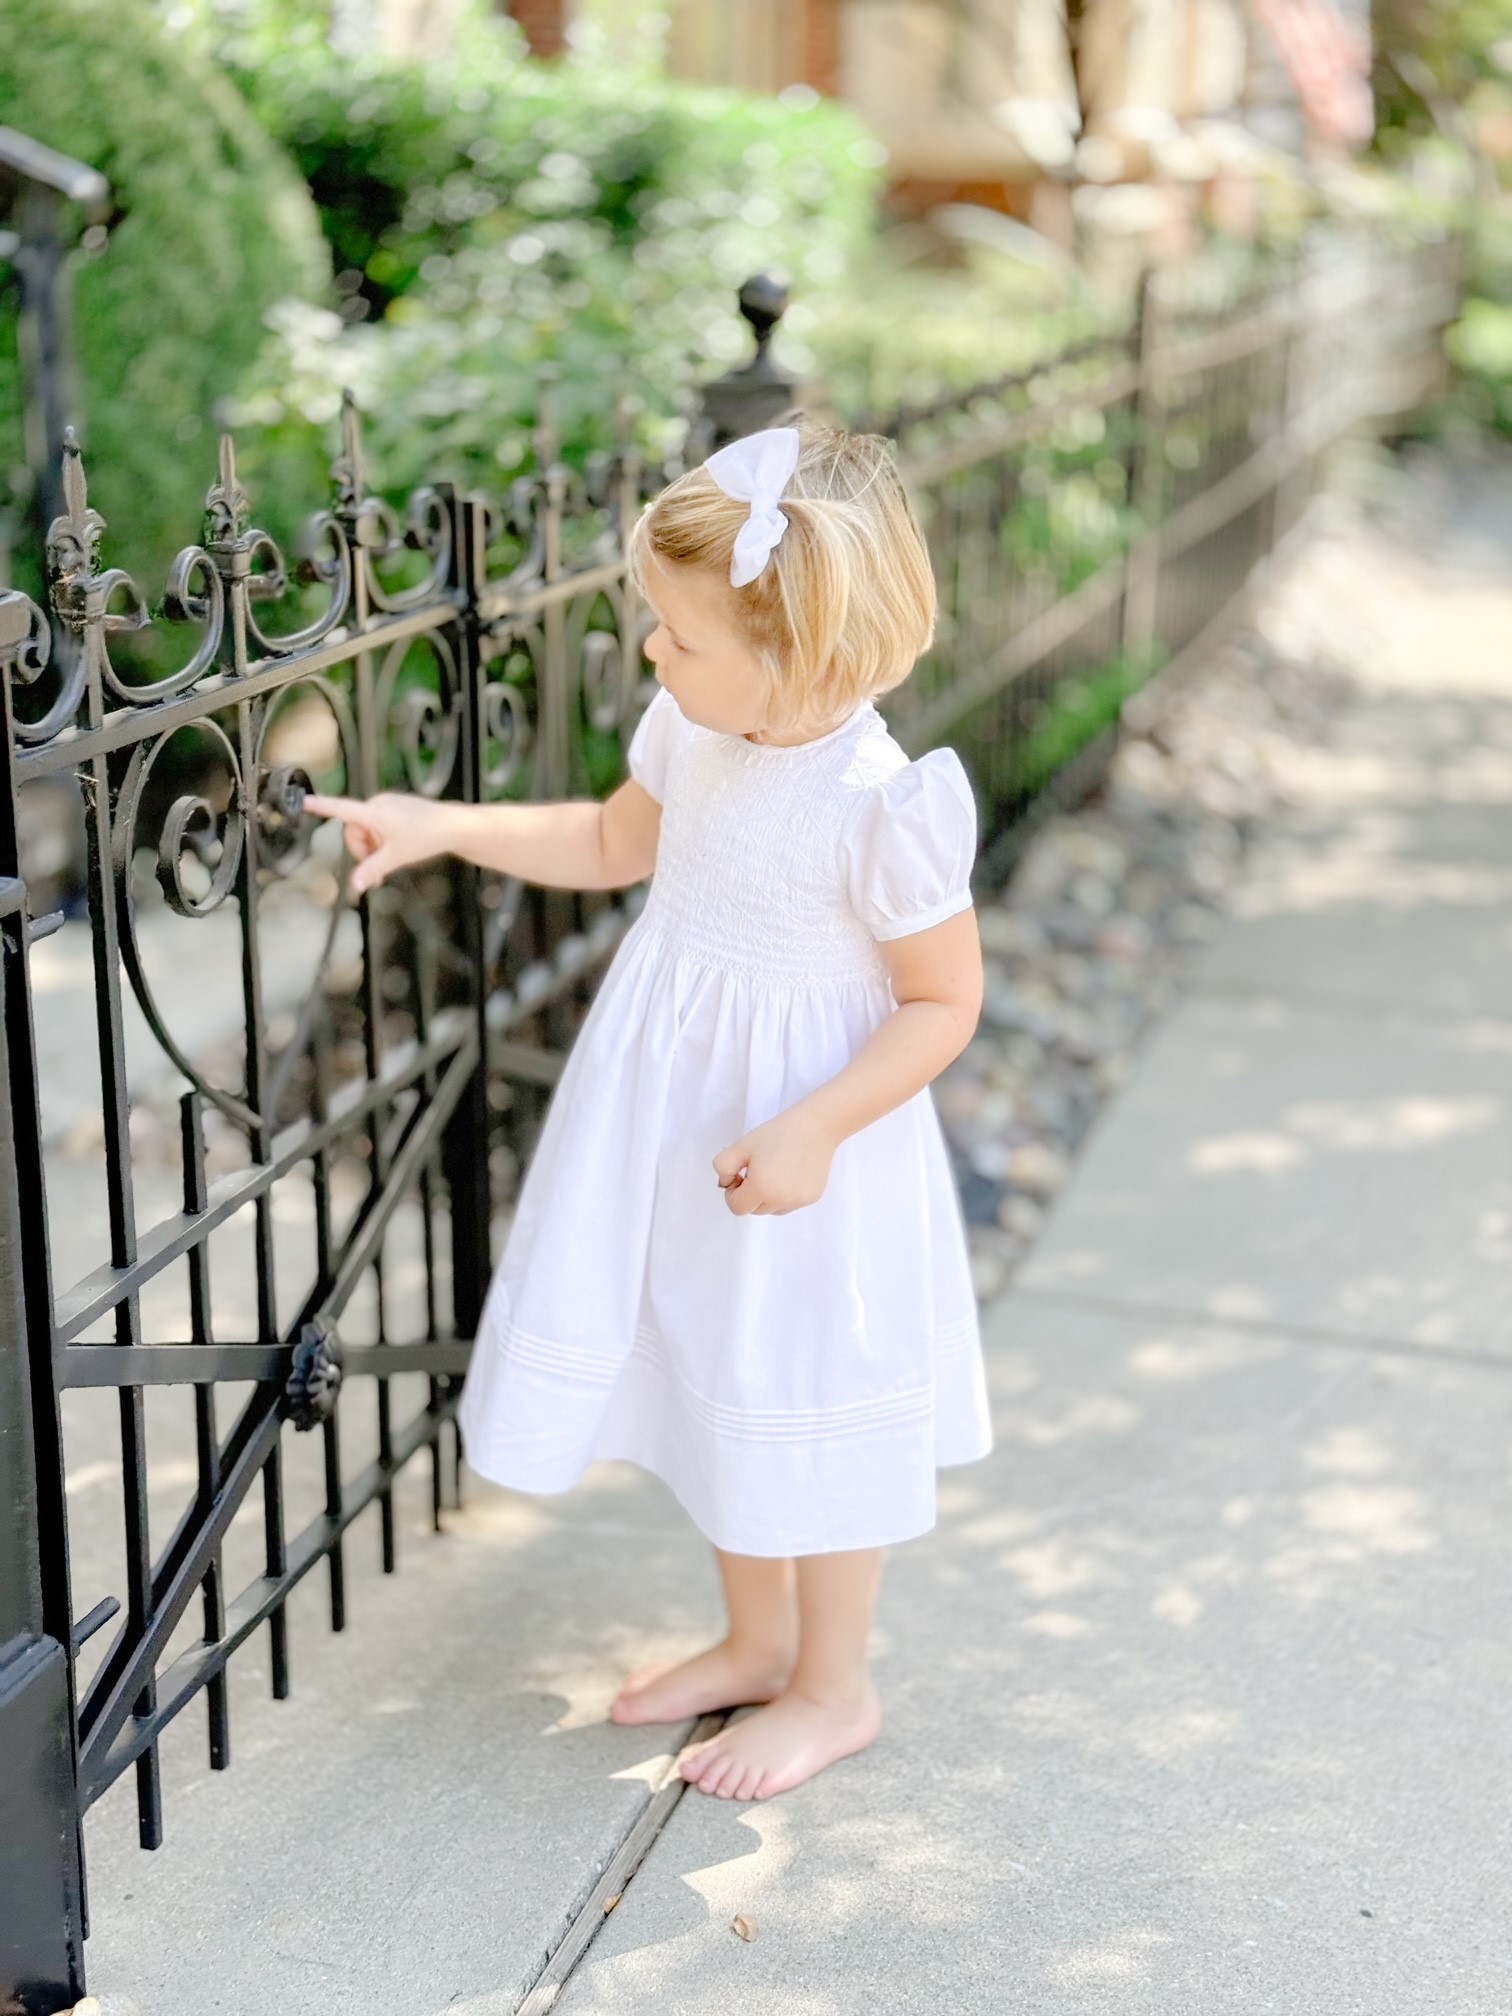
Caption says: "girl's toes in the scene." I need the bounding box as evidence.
[698,1750,739,1798]
[704,1754,739,1797]
[679,1741,719,1785]
[732,1763,764,1801]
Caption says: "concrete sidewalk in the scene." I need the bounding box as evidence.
[77,454,1512,2015]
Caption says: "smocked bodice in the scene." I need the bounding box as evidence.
[624,684,980,990]
[638,704,895,986]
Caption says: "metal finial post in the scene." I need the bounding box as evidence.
[0,128,112,576]
[695,274,804,454]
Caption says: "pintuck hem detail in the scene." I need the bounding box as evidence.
[458,1305,994,1557]
[468,1305,984,1443]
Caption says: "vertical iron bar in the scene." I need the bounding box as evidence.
[220,468,290,1700]
[344,456,398,1575]
[181,1090,229,1770]
[12,182,83,561]
[441,488,496,1443]
[412,928,446,1532]
[65,513,162,1843]
[312,1011,346,1628]
[1121,267,1165,664]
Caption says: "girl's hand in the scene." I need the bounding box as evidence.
[712,1106,838,1217]
[301,790,455,898]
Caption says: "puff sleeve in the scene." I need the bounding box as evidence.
[839,747,979,941]
[626,684,681,804]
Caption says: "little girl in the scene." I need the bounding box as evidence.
[303,417,992,1802]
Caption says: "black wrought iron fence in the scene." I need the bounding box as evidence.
[884,227,1461,871]
[0,226,1461,2013]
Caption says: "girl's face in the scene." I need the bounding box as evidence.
[640,555,775,741]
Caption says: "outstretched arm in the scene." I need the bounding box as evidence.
[301,777,662,898]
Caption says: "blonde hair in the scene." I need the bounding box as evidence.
[627,415,936,734]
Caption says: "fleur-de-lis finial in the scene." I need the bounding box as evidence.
[205,432,250,548]
[46,428,108,626]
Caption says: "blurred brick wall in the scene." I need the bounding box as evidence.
[801,0,841,93]
[508,0,567,58]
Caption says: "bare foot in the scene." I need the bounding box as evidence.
[608,1637,794,1726]
[678,1680,882,1799]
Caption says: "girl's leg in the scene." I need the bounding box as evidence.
[609,1549,799,1725]
[678,1546,885,1800]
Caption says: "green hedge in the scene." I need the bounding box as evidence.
[0,0,329,593]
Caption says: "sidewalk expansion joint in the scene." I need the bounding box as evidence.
[1009,1282,1512,1376]
[514,1710,728,2014]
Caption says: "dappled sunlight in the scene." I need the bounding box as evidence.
[1284,1095,1497,1151]
[1266,744,1512,811]
[1203,1286,1276,1322]
[1003,1538,1117,1599]
[1469,1204,1512,1265]
[605,1746,688,1788]
[450,1490,561,1547]
[1020,1608,1096,1639]
[1004,1389,1145,1446]
[1129,1332,1286,1382]
[1150,1583,1204,1626]
[954,1506,1044,1547]
[1298,1485,1433,1555]
[1365,589,1512,698]
[1189,1094,1498,1179]
[1124,1706,1242,1762]
[1189,1129,1305,1174]
[1233,852,1512,920]
[1300,1424,1390,1477]
[1050,1930,1172,1988]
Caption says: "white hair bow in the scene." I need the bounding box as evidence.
[704,425,802,587]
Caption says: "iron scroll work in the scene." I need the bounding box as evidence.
[0,381,692,2005]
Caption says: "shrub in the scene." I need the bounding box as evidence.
[0,0,329,593]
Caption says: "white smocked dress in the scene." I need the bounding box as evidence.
[458,683,993,1556]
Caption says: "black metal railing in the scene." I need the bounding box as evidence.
[0,227,1462,2012]
[884,226,1462,871]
